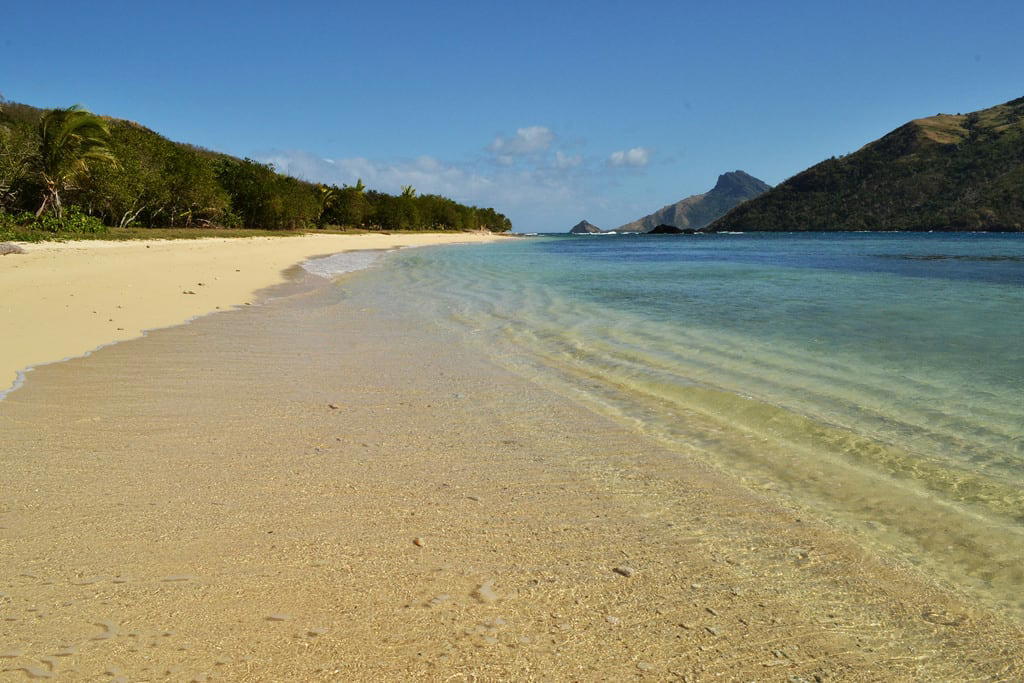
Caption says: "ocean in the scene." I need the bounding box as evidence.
[321,232,1024,618]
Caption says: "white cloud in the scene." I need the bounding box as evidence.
[554,150,583,169]
[264,150,497,199]
[488,125,554,156]
[259,148,587,228]
[257,129,654,232]
[608,147,651,167]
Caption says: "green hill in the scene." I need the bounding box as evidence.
[709,97,1024,232]
[0,101,511,236]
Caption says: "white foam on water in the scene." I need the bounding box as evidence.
[301,249,387,278]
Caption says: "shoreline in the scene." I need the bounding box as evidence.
[0,232,507,396]
[1,257,1021,680]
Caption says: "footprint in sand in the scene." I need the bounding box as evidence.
[472,581,499,604]
[161,574,197,583]
[12,666,55,680]
[70,576,106,586]
[92,620,119,641]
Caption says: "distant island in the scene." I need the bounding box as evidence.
[710,96,1024,232]
[0,101,512,241]
[566,171,770,235]
[615,171,771,233]
[569,220,604,234]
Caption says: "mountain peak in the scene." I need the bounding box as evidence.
[569,220,603,234]
[614,171,771,232]
[712,170,772,197]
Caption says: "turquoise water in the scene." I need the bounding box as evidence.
[355,233,1024,616]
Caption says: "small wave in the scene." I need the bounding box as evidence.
[301,250,387,278]
[879,254,1024,262]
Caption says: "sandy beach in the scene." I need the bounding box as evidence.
[1,238,1023,681]
[0,232,505,395]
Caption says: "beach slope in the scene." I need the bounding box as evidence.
[0,233,504,394]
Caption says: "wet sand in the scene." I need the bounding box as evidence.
[1,262,1022,681]
[0,232,506,394]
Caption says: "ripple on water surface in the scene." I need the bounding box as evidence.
[354,232,1024,617]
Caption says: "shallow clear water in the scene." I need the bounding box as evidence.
[348,232,1024,616]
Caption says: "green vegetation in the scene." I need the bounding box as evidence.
[32,105,118,217]
[0,219,308,243]
[0,100,511,241]
[0,207,106,241]
[710,97,1024,232]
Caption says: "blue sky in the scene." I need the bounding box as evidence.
[3,1,1022,232]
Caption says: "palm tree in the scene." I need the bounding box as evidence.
[33,105,117,217]
[316,183,338,223]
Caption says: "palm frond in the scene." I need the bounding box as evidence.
[33,104,118,215]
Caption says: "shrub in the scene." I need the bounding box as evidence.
[0,207,107,241]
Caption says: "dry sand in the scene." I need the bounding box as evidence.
[0,232,505,394]
[1,243,1023,681]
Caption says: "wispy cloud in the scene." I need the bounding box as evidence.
[487,125,555,159]
[264,151,497,199]
[608,147,651,167]
[553,150,583,169]
[258,128,652,231]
